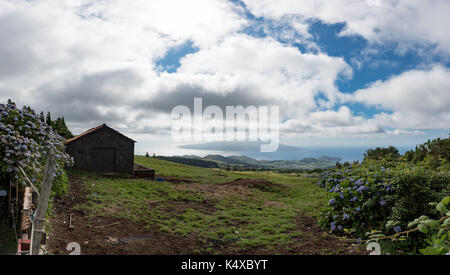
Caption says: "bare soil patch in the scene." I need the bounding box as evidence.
[156,175,193,184]
[47,174,204,255]
[222,178,286,193]
[173,182,254,200]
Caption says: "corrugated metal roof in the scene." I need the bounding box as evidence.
[65,124,136,144]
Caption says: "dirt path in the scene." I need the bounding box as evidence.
[47,174,366,255]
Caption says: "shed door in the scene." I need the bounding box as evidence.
[91,148,116,173]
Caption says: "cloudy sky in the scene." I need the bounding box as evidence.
[0,0,449,155]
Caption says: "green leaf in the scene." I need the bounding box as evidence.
[441,196,450,206]
[436,203,448,213]
[419,246,444,255]
[418,224,428,234]
[443,218,450,226]
[408,220,419,228]
[385,221,394,229]
[424,219,440,228]
[419,215,429,221]
[446,211,450,217]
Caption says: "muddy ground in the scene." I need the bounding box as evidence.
[47,174,366,255]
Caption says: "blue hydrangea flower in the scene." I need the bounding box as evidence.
[357,186,369,193]
[379,199,386,206]
[331,222,336,231]
[337,225,343,231]
[328,198,336,205]
[393,226,402,233]
[343,214,350,220]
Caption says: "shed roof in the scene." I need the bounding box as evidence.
[65,124,136,144]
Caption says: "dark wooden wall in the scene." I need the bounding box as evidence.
[66,127,135,174]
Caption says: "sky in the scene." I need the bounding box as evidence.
[0,0,449,156]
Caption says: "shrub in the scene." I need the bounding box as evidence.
[0,100,73,194]
[318,164,449,239]
[388,170,450,228]
[367,196,450,255]
[52,169,69,198]
[364,146,400,162]
[318,165,396,236]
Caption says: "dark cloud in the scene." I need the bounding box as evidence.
[136,82,274,115]
[32,69,143,124]
[0,12,42,78]
[127,125,172,135]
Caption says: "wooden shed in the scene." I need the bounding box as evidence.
[65,124,136,174]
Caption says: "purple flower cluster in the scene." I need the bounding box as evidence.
[0,101,73,188]
[318,165,395,235]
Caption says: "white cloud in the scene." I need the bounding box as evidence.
[309,106,362,127]
[241,0,450,56]
[350,65,450,130]
[173,34,352,116]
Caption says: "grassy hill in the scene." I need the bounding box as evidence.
[47,156,362,255]
[154,154,340,171]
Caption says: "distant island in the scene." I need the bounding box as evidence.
[178,141,305,152]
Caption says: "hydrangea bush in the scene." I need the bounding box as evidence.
[318,164,396,236]
[367,196,450,255]
[0,100,73,196]
[318,160,450,254]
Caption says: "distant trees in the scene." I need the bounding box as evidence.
[39,111,73,139]
[362,136,450,168]
[404,135,450,167]
[363,146,400,161]
[156,156,219,168]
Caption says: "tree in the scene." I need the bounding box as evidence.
[363,146,400,161]
[53,116,73,139]
[46,112,52,127]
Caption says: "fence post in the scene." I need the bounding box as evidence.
[30,154,57,255]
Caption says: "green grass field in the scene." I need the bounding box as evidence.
[67,156,338,254]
